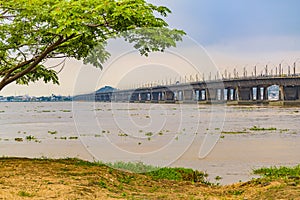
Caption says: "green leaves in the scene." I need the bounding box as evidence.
[0,0,185,90]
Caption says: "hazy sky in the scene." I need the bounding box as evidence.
[2,0,300,96]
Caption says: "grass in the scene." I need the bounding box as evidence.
[221,131,249,134]
[68,136,78,140]
[60,110,71,112]
[14,137,23,142]
[105,161,209,184]
[25,135,36,141]
[145,132,153,136]
[0,158,299,199]
[18,191,33,197]
[249,126,277,131]
[253,165,300,183]
[118,133,128,137]
[48,130,58,135]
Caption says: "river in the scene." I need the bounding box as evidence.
[0,101,299,185]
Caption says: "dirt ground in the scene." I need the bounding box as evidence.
[0,158,299,200]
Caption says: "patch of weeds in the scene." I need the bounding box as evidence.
[60,110,71,112]
[147,137,151,141]
[175,136,178,141]
[145,132,153,137]
[102,130,106,133]
[18,191,33,197]
[26,135,36,141]
[117,174,135,184]
[95,134,102,137]
[249,126,277,131]
[139,130,143,133]
[48,130,58,135]
[253,165,300,183]
[279,129,289,133]
[215,175,222,181]
[107,161,158,173]
[68,136,78,140]
[145,115,150,118]
[221,131,248,134]
[0,110,5,113]
[138,142,142,145]
[118,133,128,137]
[227,190,244,195]
[55,136,67,140]
[220,135,225,139]
[98,180,107,188]
[14,138,23,142]
[41,110,51,112]
[215,128,220,130]
[149,186,159,192]
[121,192,127,197]
[158,131,163,136]
[146,167,209,184]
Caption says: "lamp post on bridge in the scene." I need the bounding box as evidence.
[294,58,300,76]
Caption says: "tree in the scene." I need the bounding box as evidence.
[0,0,185,91]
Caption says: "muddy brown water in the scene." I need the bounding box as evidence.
[0,102,299,185]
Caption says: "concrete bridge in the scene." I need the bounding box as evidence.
[76,75,300,105]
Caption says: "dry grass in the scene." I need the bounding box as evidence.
[0,158,299,199]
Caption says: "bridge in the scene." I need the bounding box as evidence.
[75,74,300,105]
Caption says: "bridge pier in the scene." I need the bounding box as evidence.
[283,86,300,100]
[237,87,252,100]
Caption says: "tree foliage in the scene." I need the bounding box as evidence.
[0,0,185,90]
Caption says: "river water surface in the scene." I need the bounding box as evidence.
[0,102,299,185]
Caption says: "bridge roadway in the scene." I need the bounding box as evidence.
[77,75,300,105]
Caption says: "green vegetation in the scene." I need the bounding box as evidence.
[0,0,184,91]
[253,165,300,184]
[145,132,153,136]
[68,136,78,140]
[14,138,23,142]
[118,133,128,137]
[48,130,58,135]
[60,110,71,112]
[106,161,209,184]
[1,158,300,199]
[18,191,33,197]
[249,126,277,131]
[25,135,36,141]
[94,134,102,137]
[221,131,249,134]
[54,136,67,140]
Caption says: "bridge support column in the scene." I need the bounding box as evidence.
[283,86,299,100]
[207,88,217,101]
[220,89,224,100]
[279,86,284,101]
[234,87,238,100]
[263,87,268,100]
[237,87,252,100]
[258,87,262,100]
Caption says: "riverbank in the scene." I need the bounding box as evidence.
[0,157,299,199]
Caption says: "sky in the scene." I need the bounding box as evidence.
[1,0,300,96]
